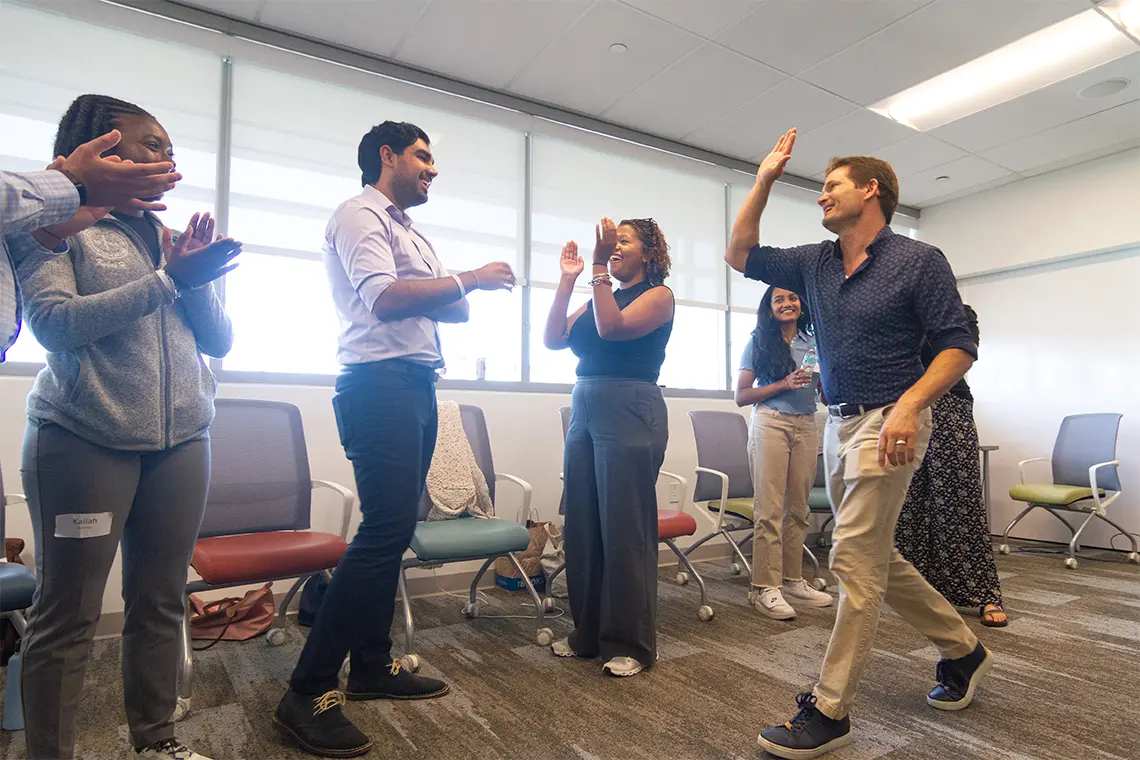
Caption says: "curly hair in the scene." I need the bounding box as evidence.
[618,218,671,285]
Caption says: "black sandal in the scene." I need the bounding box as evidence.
[980,603,1009,627]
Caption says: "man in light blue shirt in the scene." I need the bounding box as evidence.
[1,129,181,360]
[275,121,515,758]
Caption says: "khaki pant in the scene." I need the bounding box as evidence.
[748,406,819,589]
[812,405,978,720]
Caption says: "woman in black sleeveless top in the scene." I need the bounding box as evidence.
[542,217,674,677]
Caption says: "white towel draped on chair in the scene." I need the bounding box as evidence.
[426,401,493,520]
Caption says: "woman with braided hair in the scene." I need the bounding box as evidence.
[543,217,674,677]
[16,94,240,760]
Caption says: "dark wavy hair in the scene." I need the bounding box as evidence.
[750,286,813,382]
[618,217,670,285]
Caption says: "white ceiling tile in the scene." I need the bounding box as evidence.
[685,78,857,160]
[914,173,1023,209]
[619,0,757,39]
[259,0,427,58]
[393,1,592,89]
[716,0,931,75]
[507,0,702,115]
[604,43,786,140]
[800,0,1093,106]
[931,53,1140,153]
[1015,139,1140,178]
[780,108,918,177]
[901,154,1013,205]
[177,0,265,21]
[979,99,1140,174]
[874,134,967,177]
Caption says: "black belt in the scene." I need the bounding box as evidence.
[827,402,887,420]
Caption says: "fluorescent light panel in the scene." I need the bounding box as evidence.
[871,0,1140,132]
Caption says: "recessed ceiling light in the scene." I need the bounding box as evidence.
[869,0,1140,131]
[935,175,951,182]
[1078,77,1131,98]
[609,43,628,55]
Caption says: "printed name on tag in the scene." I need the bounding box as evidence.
[55,512,114,539]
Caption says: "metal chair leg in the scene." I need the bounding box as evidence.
[802,543,821,578]
[665,539,713,621]
[725,529,752,577]
[178,598,193,701]
[506,552,552,645]
[1068,511,1099,561]
[1098,513,1140,553]
[1002,504,1038,546]
[275,575,309,629]
[470,556,498,603]
[398,568,415,654]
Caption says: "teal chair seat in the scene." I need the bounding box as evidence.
[808,487,830,511]
[410,517,531,563]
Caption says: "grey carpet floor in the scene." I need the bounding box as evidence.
[3,543,1139,760]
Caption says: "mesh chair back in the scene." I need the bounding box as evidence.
[1052,413,1122,491]
[559,406,571,440]
[199,399,312,538]
[813,451,827,488]
[688,410,753,502]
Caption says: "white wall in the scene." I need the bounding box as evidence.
[0,376,742,617]
[921,150,1140,549]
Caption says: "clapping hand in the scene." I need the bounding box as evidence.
[560,241,584,279]
[593,217,617,265]
[164,212,242,288]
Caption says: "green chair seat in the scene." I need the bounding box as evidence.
[808,487,831,511]
[1009,483,1105,506]
[410,517,530,562]
[705,497,754,522]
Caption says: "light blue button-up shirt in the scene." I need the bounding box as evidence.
[0,170,79,360]
[738,330,819,416]
[323,185,450,368]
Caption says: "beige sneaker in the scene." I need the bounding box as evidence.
[601,656,645,677]
[750,587,797,620]
[135,739,213,760]
[551,638,577,657]
[782,578,834,608]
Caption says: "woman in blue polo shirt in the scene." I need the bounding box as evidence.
[735,286,832,619]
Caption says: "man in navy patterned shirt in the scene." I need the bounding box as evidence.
[726,129,991,759]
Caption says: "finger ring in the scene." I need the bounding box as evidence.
[895,440,907,445]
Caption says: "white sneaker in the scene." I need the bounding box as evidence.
[551,638,577,657]
[136,739,213,760]
[601,656,645,677]
[750,587,797,620]
[782,578,834,608]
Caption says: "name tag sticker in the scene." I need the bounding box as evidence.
[55,512,114,539]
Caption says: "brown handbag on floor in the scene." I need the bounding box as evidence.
[188,583,275,650]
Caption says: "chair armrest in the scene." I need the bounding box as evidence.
[1089,461,1121,516]
[312,480,357,541]
[495,472,533,523]
[1017,457,1052,485]
[694,466,730,531]
[4,494,26,506]
[2,493,26,549]
[657,470,689,510]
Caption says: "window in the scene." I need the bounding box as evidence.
[528,286,591,384]
[0,3,219,364]
[224,63,525,377]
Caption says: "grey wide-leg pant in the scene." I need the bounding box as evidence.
[563,378,667,666]
[19,419,210,759]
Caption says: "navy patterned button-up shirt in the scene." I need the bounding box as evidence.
[744,226,976,407]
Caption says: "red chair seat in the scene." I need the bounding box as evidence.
[191,531,348,586]
[657,510,697,541]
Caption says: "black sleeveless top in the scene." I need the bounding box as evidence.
[567,281,673,383]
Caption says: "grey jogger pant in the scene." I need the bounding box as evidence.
[563,378,668,666]
[19,419,210,759]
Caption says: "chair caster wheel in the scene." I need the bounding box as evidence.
[542,597,556,612]
[1064,558,1078,569]
[1129,552,1139,564]
[811,578,827,591]
[536,628,554,646]
[698,605,714,622]
[676,572,690,586]
[402,654,421,672]
[172,697,190,722]
[266,628,286,647]
[463,602,478,618]
[729,563,743,576]
[340,657,350,680]
[998,544,1010,555]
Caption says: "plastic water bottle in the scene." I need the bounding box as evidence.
[800,343,819,374]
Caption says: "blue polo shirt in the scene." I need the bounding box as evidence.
[743,226,977,407]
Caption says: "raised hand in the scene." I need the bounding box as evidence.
[559,241,584,279]
[58,130,182,211]
[473,262,516,291]
[756,128,796,188]
[164,213,242,288]
[593,217,617,265]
